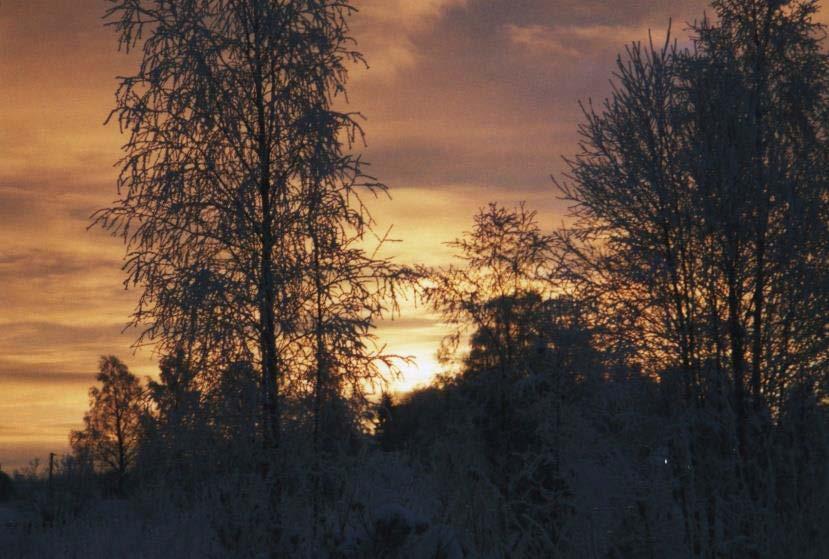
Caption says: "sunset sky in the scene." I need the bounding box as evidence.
[3,0,820,471]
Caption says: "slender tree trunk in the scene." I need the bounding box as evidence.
[252,3,282,550]
[661,226,694,399]
[750,226,766,406]
[746,14,772,515]
[258,152,279,455]
[750,16,770,409]
[726,260,748,463]
[310,184,326,539]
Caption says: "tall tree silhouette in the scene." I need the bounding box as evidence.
[690,0,829,449]
[94,1,404,547]
[555,2,829,554]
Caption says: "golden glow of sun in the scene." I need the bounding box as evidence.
[394,351,442,394]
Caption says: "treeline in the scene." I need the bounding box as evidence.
[6,0,829,557]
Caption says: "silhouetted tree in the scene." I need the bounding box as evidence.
[148,347,200,430]
[464,292,547,376]
[420,203,586,552]
[70,356,144,495]
[95,1,397,545]
[137,347,210,485]
[424,203,555,376]
[555,1,829,554]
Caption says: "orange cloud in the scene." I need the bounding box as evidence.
[506,23,670,59]
[351,0,468,78]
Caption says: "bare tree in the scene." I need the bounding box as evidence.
[95,2,407,547]
[97,0,367,450]
[692,0,829,436]
[555,2,829,554]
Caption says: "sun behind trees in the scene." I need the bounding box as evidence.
[8,0,827,558]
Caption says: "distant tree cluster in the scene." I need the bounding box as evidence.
[7,0,827,558]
